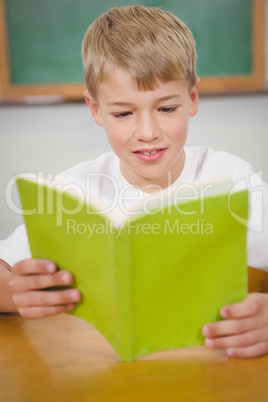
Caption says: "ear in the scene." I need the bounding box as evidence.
[83,90,104,127]
[189,77,200,117]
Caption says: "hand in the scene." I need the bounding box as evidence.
[202,293,268,358]
[9,258,81,319]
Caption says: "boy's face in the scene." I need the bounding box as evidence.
[85,68,199,192]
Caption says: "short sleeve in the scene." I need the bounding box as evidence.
[0,225,31,267]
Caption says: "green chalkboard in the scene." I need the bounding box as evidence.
[0,0,265,98]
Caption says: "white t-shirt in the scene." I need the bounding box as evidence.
[1,146,267,270]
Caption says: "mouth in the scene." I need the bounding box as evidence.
[138,150,159,155]
[135,148,166,154]
[134,148,167,162]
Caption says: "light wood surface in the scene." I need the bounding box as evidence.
[0,313,268,402]
[248,266,268,293]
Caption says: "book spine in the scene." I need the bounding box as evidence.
[114,231,133,362]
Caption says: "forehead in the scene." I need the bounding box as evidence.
[96,68,189,103]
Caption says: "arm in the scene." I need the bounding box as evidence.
[0,258,81,318]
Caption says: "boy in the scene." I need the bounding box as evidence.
[0,5,268,359]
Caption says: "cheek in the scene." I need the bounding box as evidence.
[169,120,188,143]
[105,124,127,149]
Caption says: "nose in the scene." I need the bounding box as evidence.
[135,113,159,142]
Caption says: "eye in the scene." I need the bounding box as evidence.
[112,111,132,119]
[159,106,178,113]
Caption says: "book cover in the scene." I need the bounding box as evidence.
[16,176,248,362]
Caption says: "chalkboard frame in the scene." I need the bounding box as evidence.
[0,0,265,100]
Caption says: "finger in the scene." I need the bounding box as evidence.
[10,270,73,293]
[220,294,264,319]
[12,259,57,276]
[205,328,268,350]
[12,288,81,308]
[18,304,75,319]
[226,342,268,359]
[202,316,260,338]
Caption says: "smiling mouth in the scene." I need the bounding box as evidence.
[135,148,166,155]
[134,148,167,162]
[139,150,158,155]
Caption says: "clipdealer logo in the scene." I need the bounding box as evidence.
[228,171,263,232]
[4,170,265,233]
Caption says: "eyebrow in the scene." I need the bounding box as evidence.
[157,95,181,102]
[107,101,133,107]
[107,95,181,107]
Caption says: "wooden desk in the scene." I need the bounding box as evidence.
[0,313,267,402]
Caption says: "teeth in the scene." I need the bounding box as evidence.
[142,151,158,155]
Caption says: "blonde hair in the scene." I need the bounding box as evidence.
[82,5,197,101]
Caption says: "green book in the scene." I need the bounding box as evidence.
[16,176,248,362]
